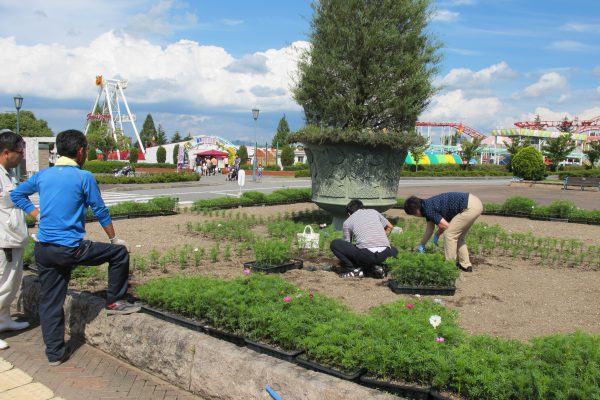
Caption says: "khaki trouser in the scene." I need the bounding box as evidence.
[0,247,24,315]
[443,194,483,267]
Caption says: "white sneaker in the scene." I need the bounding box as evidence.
[0,316,30,332]
[0,338,8,350]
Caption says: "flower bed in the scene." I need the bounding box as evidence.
[191,188,312,210]
[136,274,600,400]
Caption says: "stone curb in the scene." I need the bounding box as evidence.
[20,276,398,400]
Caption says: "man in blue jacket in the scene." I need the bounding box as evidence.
[11,130,139,366]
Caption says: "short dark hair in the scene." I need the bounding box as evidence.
[56,129,87,158]
[0,129,25,152]
[346,199,364,215]
[403,196,423,216]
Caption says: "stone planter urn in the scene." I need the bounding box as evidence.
[304,142,406,229]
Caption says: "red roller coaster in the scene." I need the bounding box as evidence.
[416,121,486,139]
[514,115,600,133]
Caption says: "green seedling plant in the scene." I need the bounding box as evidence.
[252,239,293,267]
[387,252,459,287]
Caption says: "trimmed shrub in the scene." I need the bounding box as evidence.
[173,144,180,164]
[156,146,166,163]
[129,147,139,163]
[512,146,546,181]
[281,145,295,167]
[88,147,97,161]
[295,169,311,178]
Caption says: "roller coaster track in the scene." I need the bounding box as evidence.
[416,122,486,140]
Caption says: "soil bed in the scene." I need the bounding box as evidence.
[62,202,600,342]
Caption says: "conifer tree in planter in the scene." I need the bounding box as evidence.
[290,0,440,227]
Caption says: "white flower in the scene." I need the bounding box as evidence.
[135,244,142,248]
[415,294,421,298]
[194,248,199,252]
[433,299,443,304]
[429,315,442,329]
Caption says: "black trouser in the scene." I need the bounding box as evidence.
[330,239,398,272]
[34,240,129,362]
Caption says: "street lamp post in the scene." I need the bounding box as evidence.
[252,108,260,182]
[13,94,23,180]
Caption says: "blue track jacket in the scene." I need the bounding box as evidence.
[11,164,112,247]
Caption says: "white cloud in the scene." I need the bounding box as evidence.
[597,86,600,94]
[0,31,309,112]
[432,10,459,22]
[558,94,570,103]
[221,19,244,26]
[421,89,503,127]
[548,40,595,52]
[594,67,600,77]
[561,23,600,33]
[438,62,517,88]
[515,72,567,98]
[225,54,269,74]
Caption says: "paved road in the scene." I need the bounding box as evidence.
[100,175,511,206]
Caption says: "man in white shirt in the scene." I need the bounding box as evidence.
[0,129,30,350]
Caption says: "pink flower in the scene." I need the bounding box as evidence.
[283,296,292,303]
[436,337,445,343]
[243,269,251,275]
[405,304,415,309]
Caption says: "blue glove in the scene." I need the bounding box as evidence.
[417,244,426,253]
[433,234,439,246]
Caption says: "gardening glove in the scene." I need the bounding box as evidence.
[433,234,440,246]
[110,236,130,252]
[417,244,426,253]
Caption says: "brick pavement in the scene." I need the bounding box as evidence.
[0,319,204,400]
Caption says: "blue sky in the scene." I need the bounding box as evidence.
[0,0,599,145]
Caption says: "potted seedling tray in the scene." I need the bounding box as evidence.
[244,259,303,274]
[141,305,245,346]
[359,376,432,400]
[295,356,366,381]
[244,338,305,362]
[388,281,456,296]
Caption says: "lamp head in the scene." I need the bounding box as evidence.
[13,94,23,110]
[252,108,260,121]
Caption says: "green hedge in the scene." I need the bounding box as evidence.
[95,172,199,184]
[482,197,600,223]
[558,170,600,179]
[191,188,311,211]
[84,160,177,174]
[137,274,600,399]
[295,169,311,178]
[401,164,511,177]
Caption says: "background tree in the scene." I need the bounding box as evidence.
[281,145,295,167]
[155,124,168,145]
[0,110,53,136]
[156,146,166,163]
[87,147,97,161]
[183,133,193,141]
[86,122,116,159]
[408,137,429,171]
[237,145,248,163]
[583,141,600,168]
[460,137,483,170]
[293,0,440,134]
[140,114,157,147]
[173,144,180,164]
[129,146,139,163]
[171,130,182,143]
[533,114,543,129]
[542,133,576,172]
[503,137,530,172]
[272,115,290,148]
[512,146,546,181]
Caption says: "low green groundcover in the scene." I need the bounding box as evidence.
[137,274,600,400]
[388,253,459,287]
[191,188,311,210]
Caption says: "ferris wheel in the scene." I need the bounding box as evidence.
[84,75,145,154]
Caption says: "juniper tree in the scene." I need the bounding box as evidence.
[293,0,441,134]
